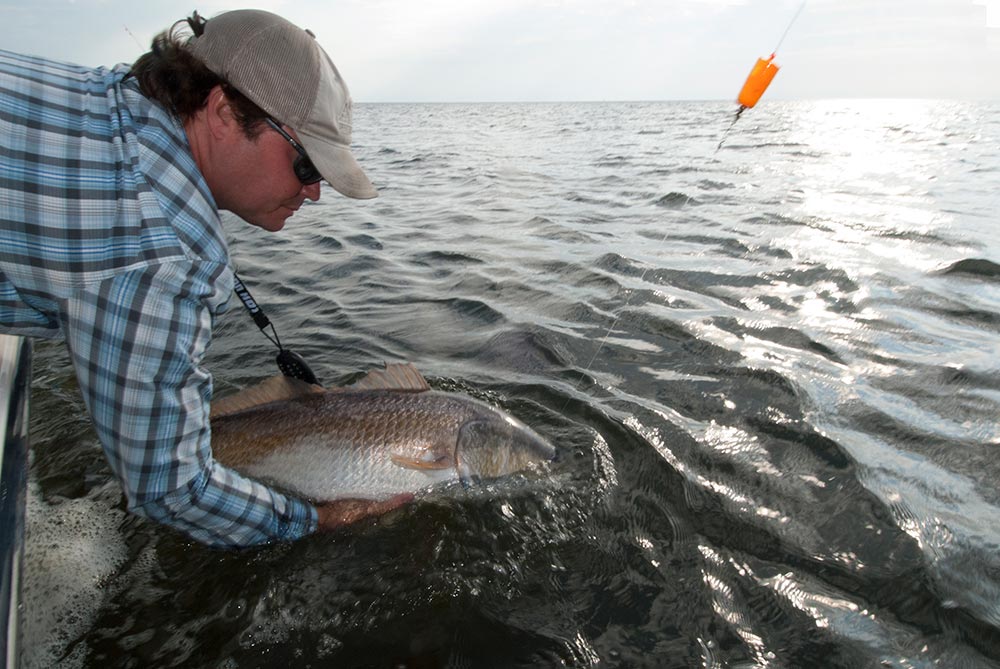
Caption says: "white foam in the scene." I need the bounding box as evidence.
[19,477,128,669]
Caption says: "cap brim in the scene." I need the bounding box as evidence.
[298,132,378,199]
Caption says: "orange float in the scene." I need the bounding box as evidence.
[716,2,805,151]
[737,54,780,109]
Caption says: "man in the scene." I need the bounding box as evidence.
[0,10,408,547]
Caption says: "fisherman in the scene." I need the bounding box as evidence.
[0,10,409,547]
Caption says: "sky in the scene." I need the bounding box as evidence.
[1,0,998,102]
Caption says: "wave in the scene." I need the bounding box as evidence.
[937,258,1000,281]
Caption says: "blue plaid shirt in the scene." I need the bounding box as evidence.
[0,49,318,547]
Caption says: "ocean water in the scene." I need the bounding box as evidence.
[20,99,1000,668]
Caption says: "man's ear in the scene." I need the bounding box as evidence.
[203,85,238,140]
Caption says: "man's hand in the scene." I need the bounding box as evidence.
[315,494,414,532]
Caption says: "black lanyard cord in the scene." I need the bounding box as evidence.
[232,273,283,348]
[231,272,321,386]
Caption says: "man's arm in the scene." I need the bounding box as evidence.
[60,259,319,547]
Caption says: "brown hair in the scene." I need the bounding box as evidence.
[130,12,267,137]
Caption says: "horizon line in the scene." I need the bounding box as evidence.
[354,96,1000,105]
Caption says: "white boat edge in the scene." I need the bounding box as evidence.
[1,334,31,669]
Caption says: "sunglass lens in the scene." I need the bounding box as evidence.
[295,156,322,185]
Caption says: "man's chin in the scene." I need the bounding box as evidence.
[246,214,288,232]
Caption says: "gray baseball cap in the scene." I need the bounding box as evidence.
[187,10,377,199]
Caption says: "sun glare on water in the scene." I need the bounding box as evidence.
[778,99,960,276]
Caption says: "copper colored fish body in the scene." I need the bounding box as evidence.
[210,365,555,501]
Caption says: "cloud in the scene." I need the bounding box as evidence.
[973,0,1000,27]
[0,0,998,100]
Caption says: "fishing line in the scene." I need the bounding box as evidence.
[123,25,144,51]
[716,106,747,152]
[567,195,691,406]
[566,2,807,403]
[772,0,808,56]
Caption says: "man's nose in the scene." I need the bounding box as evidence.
[303,181,321,201]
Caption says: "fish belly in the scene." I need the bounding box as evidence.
[233,437,459,501]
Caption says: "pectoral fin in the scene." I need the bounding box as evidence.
[390,443,455,471]
[391,454,453,470]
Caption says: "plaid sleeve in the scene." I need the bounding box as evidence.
[60,257,318,548]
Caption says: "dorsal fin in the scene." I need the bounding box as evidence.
[210,375,323,419]
[210,363,430,419]
[349,362,431,392]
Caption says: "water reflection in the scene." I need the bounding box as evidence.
[20,99,1000,667]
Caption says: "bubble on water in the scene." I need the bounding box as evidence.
[20,478,128,669]
[317,633,344,658]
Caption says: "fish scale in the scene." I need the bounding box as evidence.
[210,388,555,501]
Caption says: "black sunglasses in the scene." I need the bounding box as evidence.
[264,118,322,185]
